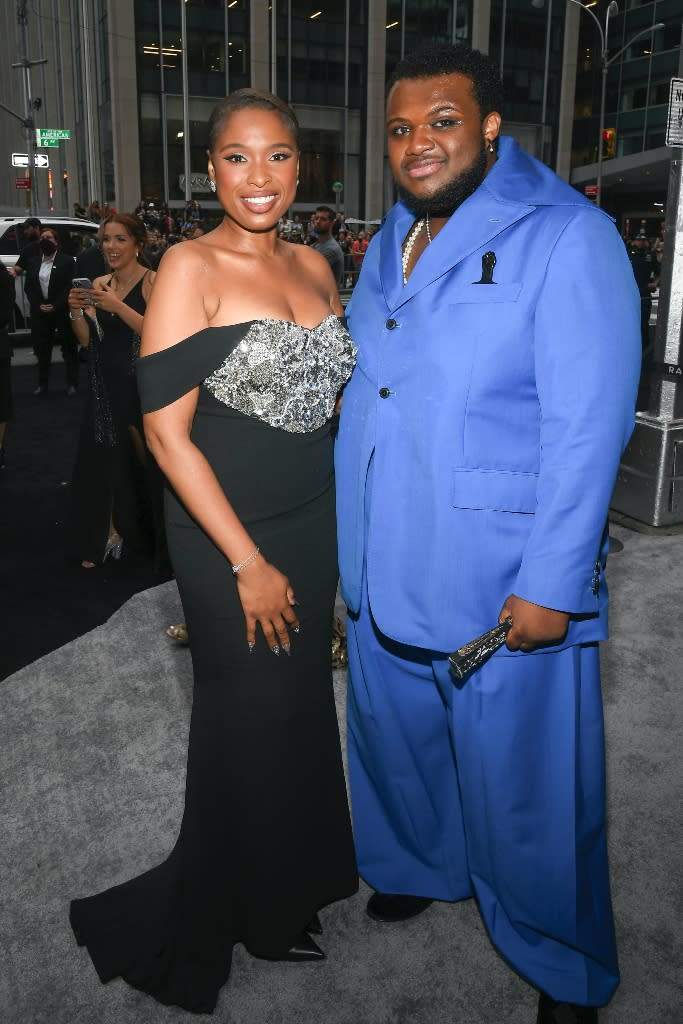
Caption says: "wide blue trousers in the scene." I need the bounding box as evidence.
[346,587,619,1006]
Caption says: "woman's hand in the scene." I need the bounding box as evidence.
[68,286,94,313]
[234,555,300,655]
[89,280,122,316]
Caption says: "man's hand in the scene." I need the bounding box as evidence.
[499,594,569,652]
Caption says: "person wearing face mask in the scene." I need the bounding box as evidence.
[23,228,78,396]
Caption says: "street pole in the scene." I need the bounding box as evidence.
[597,53,608,209]
[568,0,663,208]
[180,0,191,204]
[13,2,48,215]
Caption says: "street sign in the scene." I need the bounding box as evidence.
[35,128,72,143]
[36,138,60,148]
[332,181,343,192]
[11,152,49,168]
[15,177,31,190]
[665,77,683,148]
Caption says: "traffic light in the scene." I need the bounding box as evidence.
[601,128,616,159]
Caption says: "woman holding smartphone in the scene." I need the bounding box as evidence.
[67,214,162,568]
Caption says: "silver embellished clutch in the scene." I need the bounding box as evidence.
[448,617,513,680]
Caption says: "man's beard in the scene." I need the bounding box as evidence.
[396,140,489,219]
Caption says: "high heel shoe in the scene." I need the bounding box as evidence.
[306,912,323,935]
[103,533,123,562]
[283,932,325,961]
[262,932,325,963]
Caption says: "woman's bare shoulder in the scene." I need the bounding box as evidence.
[154,240,205,274]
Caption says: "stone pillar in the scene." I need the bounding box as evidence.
[109,0,141,212]
[471,0,491,55]
[555,3,580,182]
[363,0,387,223]
[250,1,270,92]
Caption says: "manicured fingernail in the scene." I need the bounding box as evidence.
[282,643,291,656]
[248,641,255,654]
[271,645,280,656]
[292,625,300,634]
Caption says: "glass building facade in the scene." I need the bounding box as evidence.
[0,0,678,221]
[572,0,681,165]
[130,0,571,216]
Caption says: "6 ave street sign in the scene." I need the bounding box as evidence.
[35,127,71,143]
[12,152,49,168]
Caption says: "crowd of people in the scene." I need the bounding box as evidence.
[2,42,654,1024]
[72,195,376,285]
[277,210,374,286]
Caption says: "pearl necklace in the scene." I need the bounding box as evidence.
[401,215,432,285]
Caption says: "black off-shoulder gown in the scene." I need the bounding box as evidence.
[69,317,358,1014]
[67,276,169,568]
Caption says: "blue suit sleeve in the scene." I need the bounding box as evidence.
[513,209,641,613]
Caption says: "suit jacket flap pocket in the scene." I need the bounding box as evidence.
[448,282,522,304]
[451,468,538,512]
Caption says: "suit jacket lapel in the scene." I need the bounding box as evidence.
[380,190,535,311]
[380,204,414,311]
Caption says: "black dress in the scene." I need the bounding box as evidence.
[68,276,165,565]
[70,315,358,1013]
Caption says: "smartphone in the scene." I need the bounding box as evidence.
[73,277,93,289]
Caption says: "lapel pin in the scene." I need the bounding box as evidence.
[474,251,497,285]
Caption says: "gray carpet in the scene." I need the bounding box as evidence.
[1,523,681,1023]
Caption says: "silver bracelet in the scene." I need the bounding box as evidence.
[231,546,260,576]
[68,308,85,320]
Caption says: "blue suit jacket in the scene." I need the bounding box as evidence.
[335,137,641,654]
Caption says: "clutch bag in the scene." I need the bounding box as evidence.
[448,616,513,680]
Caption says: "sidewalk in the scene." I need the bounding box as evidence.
[0,358,171,680]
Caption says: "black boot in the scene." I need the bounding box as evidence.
[537,992,598,1023]
[366,892,433,922]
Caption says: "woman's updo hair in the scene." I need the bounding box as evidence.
[99,214,151,268]
[207,89,300,152]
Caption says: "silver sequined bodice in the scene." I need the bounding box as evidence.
[203,315,356,433]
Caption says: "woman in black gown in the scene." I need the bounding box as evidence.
[69,90,358,1013]
[67,215,165,568]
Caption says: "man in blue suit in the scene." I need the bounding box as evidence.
[335,44,641,1023]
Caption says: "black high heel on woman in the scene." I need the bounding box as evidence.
[251,928,325,963]
[306,912,323,935]
[275,931,325,962]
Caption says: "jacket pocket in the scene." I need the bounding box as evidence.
[451,467,538,512]
[448,282,522,304]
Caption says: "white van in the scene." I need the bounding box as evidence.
[0,216,100,334]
